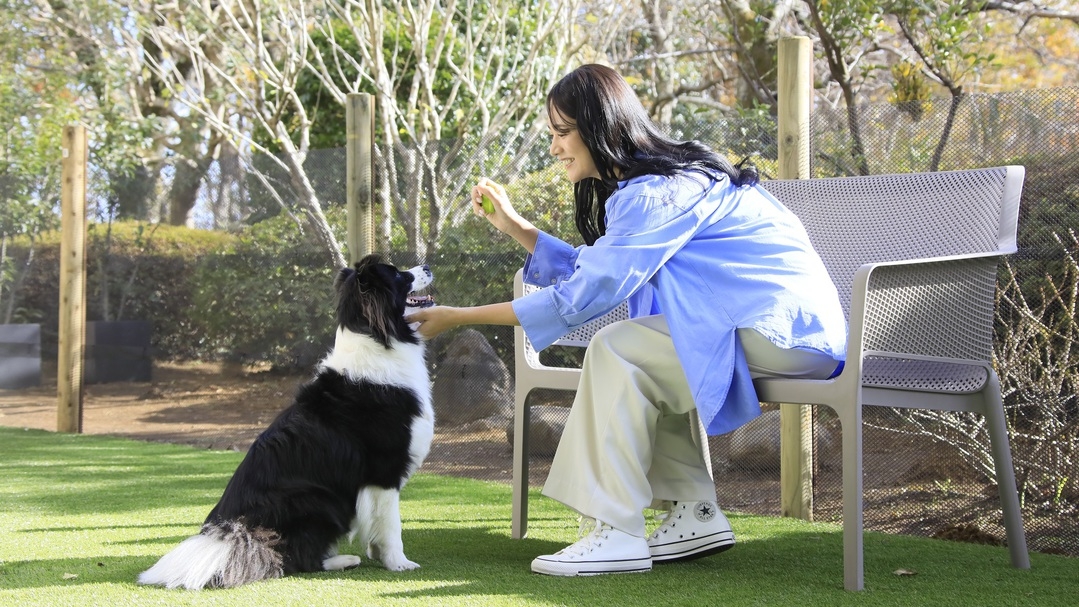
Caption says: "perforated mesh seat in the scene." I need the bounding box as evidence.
[510,166,1029,591]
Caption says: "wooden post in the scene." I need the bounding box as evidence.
[346,93,375,264]
[57,125,88,434]
[777,36,815,521]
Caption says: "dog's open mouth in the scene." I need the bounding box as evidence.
[406,294,435,309]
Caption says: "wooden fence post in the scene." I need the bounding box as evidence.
[777,36,815,521]
[57,125,88,434]
[346,93,375,263]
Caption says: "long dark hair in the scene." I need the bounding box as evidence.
[546,64,758,245]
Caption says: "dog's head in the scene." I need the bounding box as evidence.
[334,254,434,347]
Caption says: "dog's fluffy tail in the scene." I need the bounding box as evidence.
[138,520,284,590]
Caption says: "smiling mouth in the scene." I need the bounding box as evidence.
[406,294,435,308]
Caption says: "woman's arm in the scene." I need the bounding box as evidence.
[405,302,519,340]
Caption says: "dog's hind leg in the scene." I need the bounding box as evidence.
[321,537,362,571]
[322,554,362,571]
[355,487,418,571]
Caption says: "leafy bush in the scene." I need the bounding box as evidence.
[9,221,232,359]
[189,209,346,369]
[422,165,579,371]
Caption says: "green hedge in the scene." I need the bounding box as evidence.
[8,222,233,360]
[5,215,347,367]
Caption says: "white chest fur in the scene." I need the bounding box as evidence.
[319,328,435,476]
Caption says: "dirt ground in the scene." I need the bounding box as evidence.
[0,360,537,482]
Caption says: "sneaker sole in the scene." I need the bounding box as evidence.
[650,531,736,563]
[531,557,653,577]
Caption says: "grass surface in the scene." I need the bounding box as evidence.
[0,426,1075,606]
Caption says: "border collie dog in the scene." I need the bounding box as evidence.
[138,254,435,590]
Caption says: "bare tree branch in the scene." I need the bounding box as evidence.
[134,0,346,266]
[981,0,1079,23]
[306,0,586,255]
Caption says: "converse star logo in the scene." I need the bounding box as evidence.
[694,502,716,523]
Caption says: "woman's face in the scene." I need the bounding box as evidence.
[548,109,600,183]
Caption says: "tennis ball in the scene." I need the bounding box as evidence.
[481,193,496,214]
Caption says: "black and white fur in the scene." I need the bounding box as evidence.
[138,254,435,590]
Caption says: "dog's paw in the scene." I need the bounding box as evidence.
[381,554,420,572]
[322,554,362,571]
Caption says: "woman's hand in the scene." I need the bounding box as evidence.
[471,178,517,232]
[405,306,461,341]
[472,178,539,254]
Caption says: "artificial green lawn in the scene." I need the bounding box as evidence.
[0,426,1075,606]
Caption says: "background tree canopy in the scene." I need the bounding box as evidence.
[4,0,1077,256]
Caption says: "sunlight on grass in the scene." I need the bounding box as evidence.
[1,427,1076,607]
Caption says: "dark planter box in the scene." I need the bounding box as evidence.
[0,324,41,389]
[86,320,153,384]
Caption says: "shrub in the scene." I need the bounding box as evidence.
[188,209,345,369]
[9,221,232,359]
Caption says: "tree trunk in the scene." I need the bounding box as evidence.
[929,92,963,172]
[168,159,209,226]
[276,130,346,269]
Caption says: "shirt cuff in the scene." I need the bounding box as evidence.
[522,231,578,287]
[511,287,569,352]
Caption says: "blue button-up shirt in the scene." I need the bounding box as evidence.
[511,171,847,435]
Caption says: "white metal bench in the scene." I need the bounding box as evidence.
[510,166,1029,591]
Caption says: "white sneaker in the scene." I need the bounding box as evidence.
[648,501,735,563]
[531,518,652,576]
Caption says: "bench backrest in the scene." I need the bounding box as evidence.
[761,167,1022,318]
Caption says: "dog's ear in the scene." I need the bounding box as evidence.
[354,254,382,275]
[334,266,363,333]
[334,266,354,293]
[359,279,398,347]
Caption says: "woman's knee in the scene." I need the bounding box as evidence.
[588,316,671,359]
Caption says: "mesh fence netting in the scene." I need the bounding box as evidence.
[1,86,1076,557]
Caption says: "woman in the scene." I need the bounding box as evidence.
[406,64,846,576]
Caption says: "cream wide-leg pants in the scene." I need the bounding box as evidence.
[540,314,839,537]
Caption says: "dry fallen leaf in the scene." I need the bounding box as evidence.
[62,573,78,580]
[893,568,918,577]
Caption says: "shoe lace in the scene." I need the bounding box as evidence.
[650,501,680,539]
[652,500,675,525]
[556,517,611,557]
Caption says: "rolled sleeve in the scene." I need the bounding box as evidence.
[511,288,569,352]
[513,180,703,352]
[522,231,579,287]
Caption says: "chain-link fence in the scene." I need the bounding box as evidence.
[1,86,1075,557]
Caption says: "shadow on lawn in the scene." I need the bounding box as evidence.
[2,429,238,515]
[0,527,558,592]
[0,555,152,591]
[2,428,1066,604]
[0,511,1063,605]
[0,526,833,594]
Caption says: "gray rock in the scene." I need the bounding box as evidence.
[432,329,512,426]
[728,409,783,468]
[506,404,569,457]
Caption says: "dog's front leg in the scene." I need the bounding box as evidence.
[358,487,418,571]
